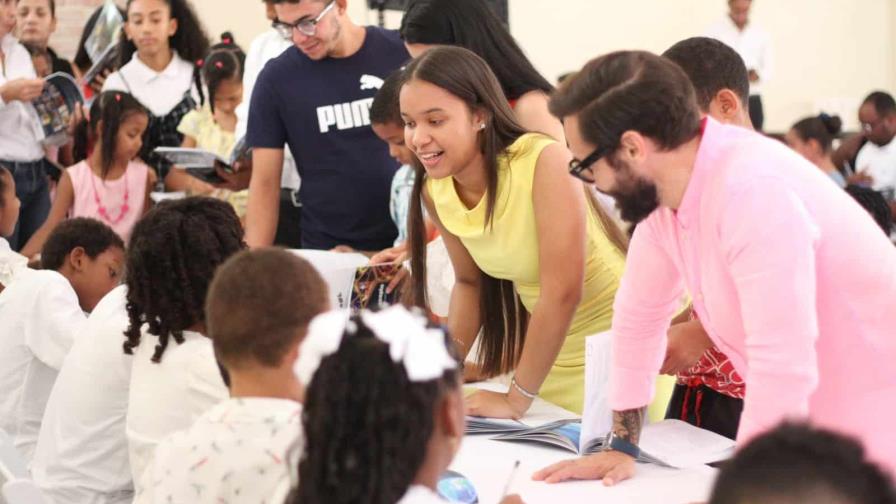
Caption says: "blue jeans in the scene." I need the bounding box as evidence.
[3,159,50,251]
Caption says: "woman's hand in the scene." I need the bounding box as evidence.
[465,389,532,420]
[369,245,409,294]
[1,78,44,103]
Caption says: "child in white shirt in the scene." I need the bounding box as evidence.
[0,165,25,291]
[0,217,124,462]
[103,0,210,193]
[120,197,245,489]
[31,285,135,504]
[135,248,329,503]
[286,306,524,504]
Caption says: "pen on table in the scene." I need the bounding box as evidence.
[499,460,521,500]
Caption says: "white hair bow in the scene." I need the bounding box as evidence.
[294,306,457,386]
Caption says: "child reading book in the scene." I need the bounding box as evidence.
[288,305,523,504]
[121,197,245,490]
[134,248,328,503]
[0,217,123,462]
[21,91,154,258]
[176,32,250,215]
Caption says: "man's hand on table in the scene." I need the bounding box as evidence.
[532,450,636,486]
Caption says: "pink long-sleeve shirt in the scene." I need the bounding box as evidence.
[610,118,896,473]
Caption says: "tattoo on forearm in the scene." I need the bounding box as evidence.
[612,407,646,445]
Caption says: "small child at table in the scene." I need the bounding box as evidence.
[134,248,329,503]
[287,306,523,504]
[0,217,124,461]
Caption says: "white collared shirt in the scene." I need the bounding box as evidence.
[31,285,135,504]
[0,268,85,463]
[126,328,228,492]
[0,236,27,288]
[856,136,896,195]
[398,485,447,504]
[103,51,199,117]
[705,15,774,95]
[134,397,302,504]
[0,33,45,161]
[235,28,300,191]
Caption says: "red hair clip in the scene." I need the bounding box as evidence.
[214,61,223,69]
[223,37,232,44]
[115,93,121,102]
[196,58,204,67]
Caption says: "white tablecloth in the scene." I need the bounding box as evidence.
[455,382,718,503]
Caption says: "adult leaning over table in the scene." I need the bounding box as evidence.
[535,50,896,486]
[400,46,628,417]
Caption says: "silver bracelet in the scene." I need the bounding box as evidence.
[510,377,538,400]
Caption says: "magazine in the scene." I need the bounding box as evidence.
[30,72,84,146]
[291,250,402,312]
[154,139,252,184]
[80,0,124,91]
[473,418,736,468]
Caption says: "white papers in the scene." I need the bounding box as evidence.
[639,419,735,469]
[291,250,369,310]
[581,331,613,452]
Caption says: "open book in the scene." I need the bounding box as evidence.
[154,138,251,184]
[291,250,402,312]
[471,418,735,469]
[30,73,84,146]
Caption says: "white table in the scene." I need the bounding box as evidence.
[455,382,718,503]
[451,435,717,504]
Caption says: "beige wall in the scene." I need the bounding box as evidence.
[175,0,896,132]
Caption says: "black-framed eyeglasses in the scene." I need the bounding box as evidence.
[272,0,335,39]
[568,145,612,183]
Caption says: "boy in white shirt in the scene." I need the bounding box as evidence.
[0,217,124,462]
[121,197,245,490]
[134,247,329,503]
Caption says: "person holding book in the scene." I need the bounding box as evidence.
[0,217,124,462]
[102,0,210,193]
[177,32,251,217]
[135,248,328,503]
[15,0,74,77]
[0,0,50,251]
[121,197,244,491]
[535,50,896,485]
[20,91,154,258]
[401,47,627,416]
[72,3,125,95]
[288,306,523,504]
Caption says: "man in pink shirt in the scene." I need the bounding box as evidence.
[534,50,896,485]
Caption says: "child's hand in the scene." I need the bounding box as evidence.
[212,161,251,191]
[88,69,111,94]
[1,78,45,103]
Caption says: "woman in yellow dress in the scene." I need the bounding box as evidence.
[401,46,628,416]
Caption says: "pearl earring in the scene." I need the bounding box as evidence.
[479,123,486,130]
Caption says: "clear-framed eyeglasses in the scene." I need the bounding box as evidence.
[272,0,336,39]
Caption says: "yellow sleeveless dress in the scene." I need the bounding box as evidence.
[427,134,625,413]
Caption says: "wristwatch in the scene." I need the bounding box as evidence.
[605,432,641,459]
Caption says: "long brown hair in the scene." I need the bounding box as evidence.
[403,46,529,377]
[404,47,629,377]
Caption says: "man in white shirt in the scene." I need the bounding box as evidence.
[0,218,124,463]
[31,286,136,504]
[234,0,302,248]
[853,91,896,208]
[134,248,329,503]
[705,0,773,131]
